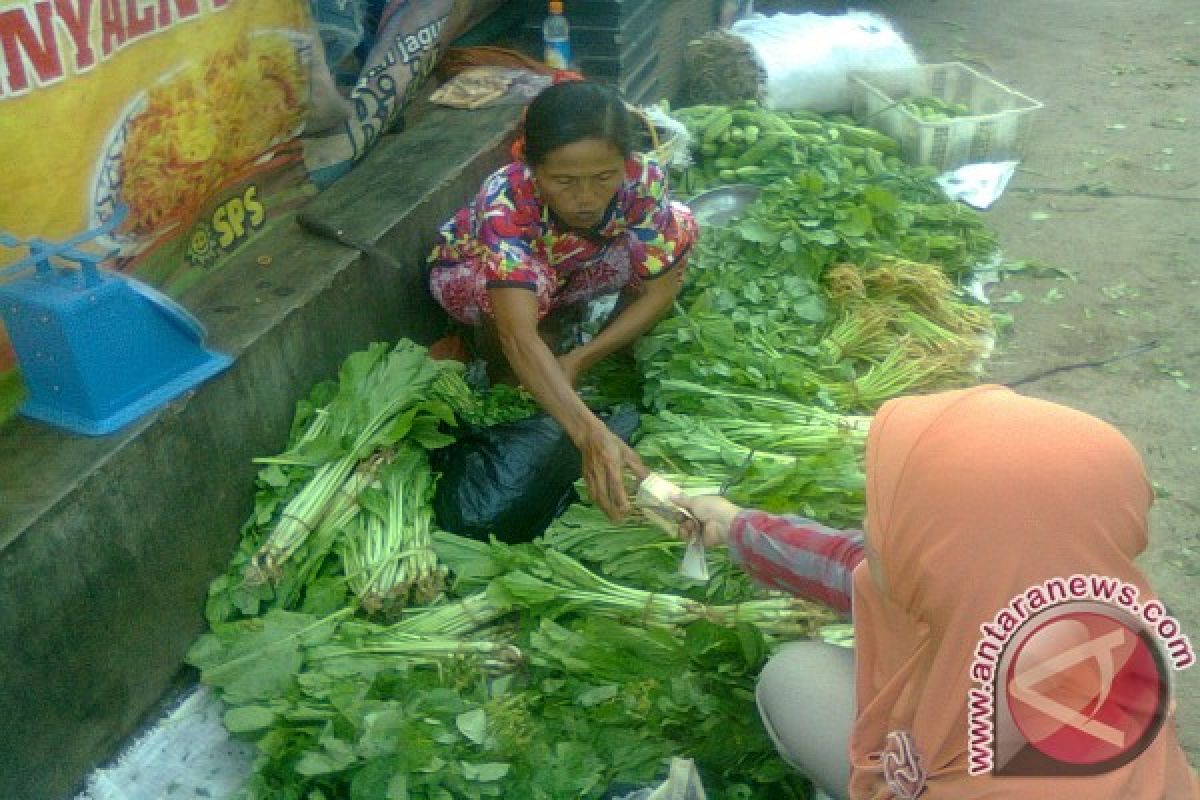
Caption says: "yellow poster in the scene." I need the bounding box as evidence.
[0,0,315,409]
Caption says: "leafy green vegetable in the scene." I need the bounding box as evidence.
[192,536,827,800]
[342,444,445,615]
[454,384,540,427]
[193,99,1011,800]
[247,341,465,583]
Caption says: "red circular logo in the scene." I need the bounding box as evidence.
[1005,611,1166,768]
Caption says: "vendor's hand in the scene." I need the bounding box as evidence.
[671,495,742,547]
[579,425,643,521]
[556,349,585,387]
[622,440,649,483]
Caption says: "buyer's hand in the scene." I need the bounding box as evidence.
[580,425,647,521]
[672,494,742,547]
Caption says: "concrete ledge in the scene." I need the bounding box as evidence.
[0,101,522,800]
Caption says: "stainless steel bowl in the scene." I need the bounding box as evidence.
[685,184,763,227]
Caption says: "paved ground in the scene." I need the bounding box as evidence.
[763,0,1200,765]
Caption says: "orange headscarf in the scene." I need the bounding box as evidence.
[850,385,1198,798]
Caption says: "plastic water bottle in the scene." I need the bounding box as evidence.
[542,1,571,70]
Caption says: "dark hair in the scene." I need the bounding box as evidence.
[522,81,637,165]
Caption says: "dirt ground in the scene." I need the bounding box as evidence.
[758,0,1200,765]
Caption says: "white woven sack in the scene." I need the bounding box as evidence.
[731,11,917,112]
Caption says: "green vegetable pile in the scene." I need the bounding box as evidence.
[671,101,901,195]
[188,101,1006,799]
[631,101,999,525]
[208,341,474,622]
[195,339,832,799]
[455,383,540,427]
[193,532,833,799]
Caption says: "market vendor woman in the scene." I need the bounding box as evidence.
[428,79,697,520]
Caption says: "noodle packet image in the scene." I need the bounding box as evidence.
[0,0,318,399]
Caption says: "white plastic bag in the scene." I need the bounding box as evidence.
[730,12,917,112]
[641,104,694,170]
[936,161,1020,209]
[612,757,708,800]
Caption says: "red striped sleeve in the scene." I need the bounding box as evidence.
[728,510,866,615]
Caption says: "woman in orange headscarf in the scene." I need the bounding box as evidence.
[676,385,1198,799]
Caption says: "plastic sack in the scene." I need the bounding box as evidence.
[936,161,1020,209]
[432,406,640,543]
[730,12,917,112]
[605,757,708,800]
[303,0,458,187]
[641,105,694,170]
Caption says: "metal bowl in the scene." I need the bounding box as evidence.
[685,184,762,227]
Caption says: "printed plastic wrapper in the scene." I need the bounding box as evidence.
[430,67,552,109]
[304,0,457,187]
[730,12,917,112]
[432,406,640,543]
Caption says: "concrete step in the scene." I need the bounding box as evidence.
[0,100,521,800]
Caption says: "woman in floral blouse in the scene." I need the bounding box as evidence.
[428,79,697,521]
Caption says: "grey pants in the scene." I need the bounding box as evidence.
[756,640,856,800]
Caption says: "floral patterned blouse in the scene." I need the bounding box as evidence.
[428,153,696,325]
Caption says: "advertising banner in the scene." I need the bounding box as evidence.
[0,0,317,416]
[0,0,462,423]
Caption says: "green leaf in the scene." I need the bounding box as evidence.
[358,486,390,519]
[457,708,488,745]
[461,762,511,781]
[835,205,873,237]
[295,748,355,777]
[576,684,619,707]
[300,575,351,617]
[810,228,839,246]
[186,609,347,704]
[491,571,562,607]
[296,733,357,776]
[862,185,900,213]
[734,218,780,245]
[260,464,291,489]
[223,705,277,734]
[358,709,408,758]
[350,758,407,800]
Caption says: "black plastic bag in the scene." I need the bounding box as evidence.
[432,405,640,543]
